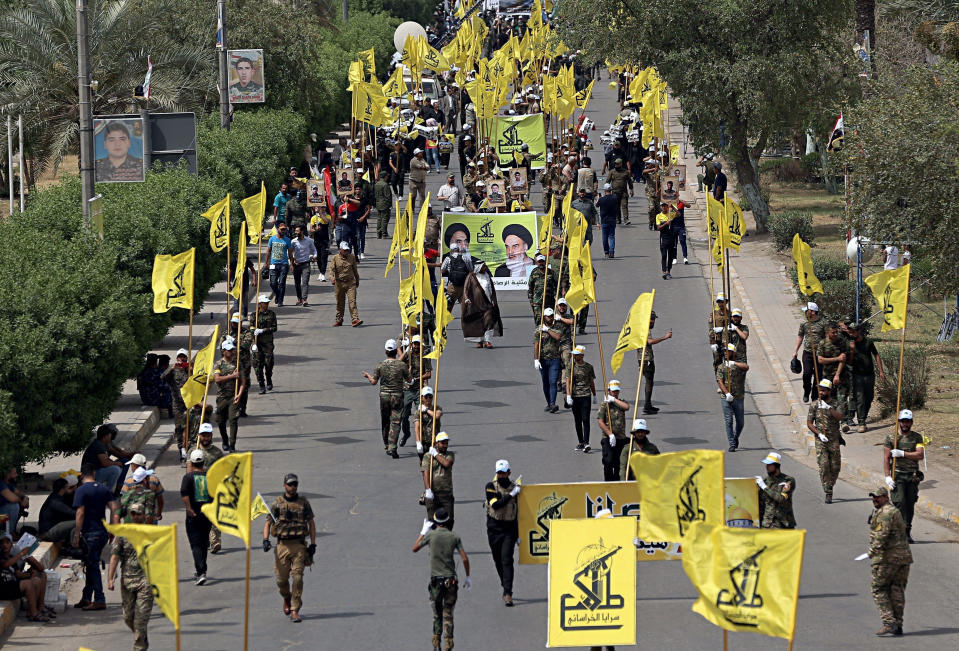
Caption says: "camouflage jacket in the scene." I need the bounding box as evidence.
[213,358,239,400]
[868,503,913,564]
[797,318,825,353]
[759,472,796,529]
[528,267,557,305]
[421,451,455,493]
[254,309,278,345]
[374,358,410,395]
[884,430,924,476]
[808,398,842,448]
[112,536,146,586]
[569,361,595,398]
[598,401,627,439]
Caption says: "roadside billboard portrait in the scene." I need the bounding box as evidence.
[94,117,144,183]
[228,49,265,104]
[441,212,539,290]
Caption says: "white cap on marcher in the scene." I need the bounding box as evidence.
[64,474,79,487]
[535,253,546,261]
[435,432,450,442]
[176,348,189,357]
[557,298,568,306]
[339,241,351,250]
[631,418,649,432]
[762,451,782,465]
[385,338,398,351]
[715,292,726,302]
[543,308,554,317]
[727,343,737,351]
[414,148,423,154]
[603,183,612,190]
[899,409,914,420]
[573,345,585,355]
[421,386,434,396]
[495,459,510,473]
[807,302,819,312]
[732,308,743,317]
[221,341,235,350]
[199,423,214,434]
[411,334,422,344]
[819,378,833,389]
[608,379,621,390]
[189,449,206,464]
[258,294,271,303]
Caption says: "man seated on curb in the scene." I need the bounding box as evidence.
[39,475,78,545]
[80,424,132,494]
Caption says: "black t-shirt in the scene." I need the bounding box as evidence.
[39,492,76,534]
[73,481,114,533]
[597,194,620,225]
[180,471,211,514]
[851,336,879,375]
[81,440,110,469]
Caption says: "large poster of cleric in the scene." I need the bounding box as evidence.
[441,212,539,290]
[228,49,265,103]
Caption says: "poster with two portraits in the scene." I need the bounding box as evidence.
[441,211,539,290]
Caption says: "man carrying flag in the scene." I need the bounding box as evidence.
[262,473,316,623]
[107,502,154,651]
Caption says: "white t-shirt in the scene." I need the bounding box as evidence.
[884,246,899,270]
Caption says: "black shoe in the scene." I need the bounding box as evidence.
[894,626,903,636]
[399,434,410,447]
[549,404,559,413]
[662,273,668,280]
[575,443,584,451]
[239,410,247,417]
[608,252,614,259]
[390,450,399,459]
[665,273,672,279]
[583,444,591,453]
[577,328,587,335]
[643,406,659,414]
[266,381,274,392]
[802,393,809,403]
[907,535,915,544]
[544,405,552,412]
[728,445,737,452]
[259,384,267,395]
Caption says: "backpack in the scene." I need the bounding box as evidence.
[447,255,469,287]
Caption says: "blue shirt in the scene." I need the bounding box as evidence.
[712,172,727,200]
[0,480,13,507]
[268,235,293,265]
[73,481,114,533]
[273,192,289,222]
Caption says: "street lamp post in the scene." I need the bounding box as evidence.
[217,0,230,130]
[77,0,95,226]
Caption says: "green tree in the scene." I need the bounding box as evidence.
[0,0,215,178]
[842,62,959,294]
[555,0,852,232]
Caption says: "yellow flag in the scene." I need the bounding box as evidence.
[104,523,180,629]
[574,79,594,110]
[724,195,743,250]
[791,234,822,297]
[398,262,430,327]
[382,66,408,98]
[581,243,595,306]
[669,144,680,166]
[682,522,805,640]
[401,34,423,75]
[631,449,725,542]
[706,193,723,241]
[547,517,636,648]
[385,196,410,276]
[711,205,730,269]
[250,492,273,521]
[539,197,554,255]
[611,291,655,374]
[411,192,431,260]
[864,264,910,332]
[151,248,195,313]
[202,195,230,252]
[628,67,652,99]
[228,223,247,300]
[346,59,364,91]
[358,47,376,77]
[240,182,265,244]
[492,114,547,170]
[422,39,451,73]
[425,279,454,360]
[201,452,252,546]
[565,246,586,313]
[352,81,389,127]
[180,325,219,408]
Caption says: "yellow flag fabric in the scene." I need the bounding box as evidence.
[411,193,431,260]
[201,452,252,546]
[422,39,451,73]
[565,242,595,315]
[228,223,247,300]
[574,80,594,110]
[864,264,911,332]
[180,325,219,408]
[240,183,265,244]
[705,193,723,242]
[346,59,364,91]
[250,492,273,521]
[539,198,554,255]
[628,68,652,99]
[611,291,655,374]
[202,195,230,253]
[682,522,805,640]
[711,206,730,269]
[401,34,423,75]
[791,234,823,297]
[398,262,430,327]
[631,449,725,542]
[358,47,376,78]
[384,197,408,276]
[492,114,547,170]
[352,82,389,127]
[103,523,180,629]
[425,279,454,360]
[724,196,743,250]
[547,517,637,648]
[151,248,195,313]
[382,66,408,98]
[669,144,680,166]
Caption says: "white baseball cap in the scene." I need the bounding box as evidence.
[64,474,79,487]
[125,453,147,467]
[593,508,613,519]
[189,449,206,464]
[132,467,153,483]
[543,308,554,317]
[339,241,351,250]
[608,379,621,390]
[603,183,612,190]
[411,334,422,344]
[573,345,585,355]
[414,148,423,154]
[199,423,214,434]
[715,292,726,302]
[807,302,819,312]
[176,348,189,358]
[818,378,833,389]
[258,294,271,303]
[231,312,241,323]
[631,418,649,432]
[421,386,434,396]
[385,338,398,351]
[898,409,914,420]
[762,451,782,465]
[535,253,546,261]
[557,298,568,306]
[731,308,743,317]
[221,341,235,350]
[495,459,510,473]
[435,432,450,442]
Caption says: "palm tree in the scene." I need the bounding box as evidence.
[0,0,216,181]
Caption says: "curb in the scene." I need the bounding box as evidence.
[0,541,60,636]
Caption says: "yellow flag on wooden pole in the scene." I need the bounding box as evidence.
[152,248,195,313]
[791,234,823,297]
[104,522,180,630]
[425,279,454,360]
[202,195,230,252]
[610,291,655,374]
[229,223,247,300]
[864,264,910,332]
[180,325,219,408]
[201,452,253,546]
[240,183,265,244]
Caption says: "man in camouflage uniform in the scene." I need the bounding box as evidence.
[185,402,209,453]
[807,378,845,503]
[422,431,456,529]
[716,343,749,451]
[415,386,443,461]
[232,314,254,417]
[162,348,190,462]
[607,157,633,225]
[883,409,925,543]
[554,299,574,395]
[363,339,411,458]
[867,484,912,636]
[596,379,628,477]
[527,254,557,325]
[107,502,154,651]
[818,323,851,433]
[374,170,393,239]
[117,463,164,524]
[791,302,826,403]
[727,308,749,361]
[756,451,796,528]
[547,162,569,224]
[707,293,731,372]
[619,418,660,481]
[644,168,661,229]
[400,335,433,448]
[212,340,243,453]
[253,294,279,393]
[263,473,316,624]
[463,162,478,196]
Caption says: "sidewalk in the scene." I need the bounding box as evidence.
[666,113,959,529]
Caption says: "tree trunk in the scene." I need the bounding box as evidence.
[855,0,876,78]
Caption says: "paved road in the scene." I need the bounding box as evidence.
[8,80,959,651]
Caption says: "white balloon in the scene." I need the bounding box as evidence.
[394,21,427,53]
[846,236,876,264]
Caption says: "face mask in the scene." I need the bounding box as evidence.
[497,477,511,488]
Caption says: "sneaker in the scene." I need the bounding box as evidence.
[549,404,560,413]
[609,252,614,258]
[390,450,400,459]
[317,273,326,282]
[672,258,677,265]
[727,445,737,452]
[824,494,832,504]
[302,301,309,307]
[583,444,591,453]
[575,443,584,451]
[643,405,659,414]
[683,258,689,264]
[195,574,207,586]
[544,405,553,412]
[662,273,668,280]
[841,423,850,434]
[665,273,672,279]
[333,320,342,327]
[802,393,809,403]
[258,384,267,395]
[858,424,867,433]
[295,299,303,306]
[180,447,187,461]
[360,253,366,260]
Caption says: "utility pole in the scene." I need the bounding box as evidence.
[6,115,12,216]
[217,0,230,130]
[341,0,348,22]
[18,115,24,213]
[76,0,95,226]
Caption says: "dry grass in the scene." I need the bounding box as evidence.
[1,155,76,217]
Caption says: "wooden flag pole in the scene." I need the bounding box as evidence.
[173,522,181,651]
[184,306,193,454]
[225,205,232,322]
[890,267,911,476]
[723,629,728,651]
[624,344,647,481]
[242,462,252,651]
[591,287,613,441]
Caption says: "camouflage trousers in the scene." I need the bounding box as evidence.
[275,539,308,612]
[380,392,404,452]
[121,579,154,651]
[835,380,851,422]
[173,405,187,447]
[559,347,571,391]
[209,524,221,551]
[428,577,458,646]
[872,562,909,626]
[254,342,275,386]
[215,395,239,449]
[815,439,842,495]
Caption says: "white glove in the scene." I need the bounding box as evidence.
[428,447,438,457]
[251,344,258,353]
[605,394,615,403]
[818,433,828,443]
[254,328,264,336]
[728,324,737,331]
[608,434,616,446]
[416,441,424,454]
[890,449,905,458]
[565,395,573,407]
[402,338,409,347]
[755,476,767,490]
[509,484,521,497]
[725,392,734,402]
[885,476,896,491]
[420,404,428,413]
[710,344,718,352]
[818,400,830,410]
[854,553,869,561]
[462,576,472,591]
[633,537,641,548]
[533,360,542,371]
[424,489,434,500]
[540,324,550,332]
[713,326,723,333]
[725,360,736,368]
[420,518,433,535]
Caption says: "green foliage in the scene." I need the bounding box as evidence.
[789,253,849,302]
[734,183,770,215]
[843,62,959,294]
[813,279,872,327]
[876,344,930,417]
[351,0,436,27]
[759,158,808,184]
[769,210,815,252]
